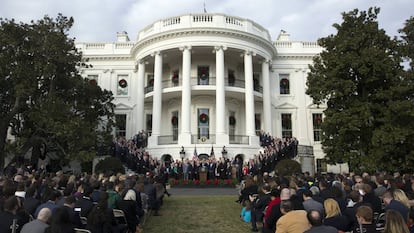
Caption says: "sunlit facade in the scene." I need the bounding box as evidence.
[76,13,342,173]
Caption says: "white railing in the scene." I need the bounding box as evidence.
[163,17,181,26]
[137,14,271,41]
[85,43,106,49]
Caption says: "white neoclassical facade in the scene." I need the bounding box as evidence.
[76,13,344,173]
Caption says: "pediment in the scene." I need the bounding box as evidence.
[274,102,298,109]
[115,103,133,110]
[307,103,326,109]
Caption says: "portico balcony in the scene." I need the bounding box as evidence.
[144,76,263,94]
[157,134,250,145]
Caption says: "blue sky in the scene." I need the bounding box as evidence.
[1,0,413,42]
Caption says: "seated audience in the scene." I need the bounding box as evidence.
[323,198,350,231]
[304,210,337,233]
[276,200,310,233]
[44,206,75,233]
[21,207,51,233]
[353,205,379,233]
[383,209,410,233]
[383,190,409,222]
[240,200,251,223]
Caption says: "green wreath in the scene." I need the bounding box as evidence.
[199,113,209,123]
[118,79,128,88]
[229,116,236,125]
[171,116,178,125]
[172,73,179,83]
[200,70,208,80]
[280,78,289,87]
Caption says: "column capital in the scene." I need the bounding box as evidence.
[151,50,162,57]
[179,46,192,51]
[241,50,256,57]
[260,59,272,65]
[137,58,147,64]
[213,45,227,52]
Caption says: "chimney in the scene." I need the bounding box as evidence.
[116,31,130,42]
[277,30,290,41]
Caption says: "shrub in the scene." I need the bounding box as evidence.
[94,157,125,174]
[275,159,302,176]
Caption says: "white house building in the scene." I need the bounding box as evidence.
[76,13,346,174]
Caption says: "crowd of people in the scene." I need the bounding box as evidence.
[236,171,414,233]
[114,132,299,184]
[0,166,168,233]
[6,131,414,233]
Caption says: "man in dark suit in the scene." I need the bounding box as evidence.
[75,185,94,218]
[62,196,83,228]
[0,196,25,233]
[304,210,338,233]
[23,186,41,217]
[383,190,409,221]
[249,183,271,232]
[34,191,59,218]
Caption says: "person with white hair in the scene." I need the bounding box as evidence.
[262,188,291,233]
[21,207,51,233]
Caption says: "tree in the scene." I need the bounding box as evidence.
[306,8,414,172]
[0,14,114,171]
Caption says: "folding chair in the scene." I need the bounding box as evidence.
[113,209,128,225]
[74,228,91,233]
[376,212,385,231]
[80,216,87,226]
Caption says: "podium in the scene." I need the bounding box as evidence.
[200,167,207,182]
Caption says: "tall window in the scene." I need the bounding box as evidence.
[87,75,98,85]
[279,74,290,95]
[171,111,179,141]
[146,114,152,135]
[171,70,179,87]
[253,73,260,91]
[316,159,327,173]
[281,113,292,138]
[198,108,209,140]
[115,114,126,137]
[313,113,323,142]
[117,75,129,96]
[255,113,261,136]
[145,74,154,93]
[198,66,209,85]
[228,69,235,86]
[229,111,236,141]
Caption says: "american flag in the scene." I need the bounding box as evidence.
[193,145,198,161]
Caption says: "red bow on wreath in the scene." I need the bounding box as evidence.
[119,79,128,88]
[171,116,178,125]
[199,113,209,123]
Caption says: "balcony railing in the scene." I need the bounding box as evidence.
[158,135,178,145]
[191,134,216,144]
[229,135,249,145]
[144,76,263,94]
[156,134,251,145]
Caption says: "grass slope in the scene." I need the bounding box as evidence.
[144,195,250,233]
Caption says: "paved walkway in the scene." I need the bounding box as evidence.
[168,187,239,196]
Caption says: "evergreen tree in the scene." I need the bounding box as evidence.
[306,8,414,172]
[0,14,114,171]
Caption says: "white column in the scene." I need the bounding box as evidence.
[262,60,272,133]
[297,68,311,145]
[136,60,145,132]
[151,51,163,139]
[244,51,256,137]
[215,46,228,145]
[179,46,192,145]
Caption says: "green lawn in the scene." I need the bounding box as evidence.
[144,195,251,233]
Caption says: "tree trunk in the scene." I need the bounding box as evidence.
[0,121,9,173]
